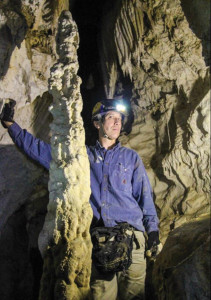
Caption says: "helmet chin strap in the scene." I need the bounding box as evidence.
[104,133,111,139]
[99,121,112,140]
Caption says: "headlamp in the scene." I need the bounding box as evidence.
[116,104,126,113]
[92,99,128,121]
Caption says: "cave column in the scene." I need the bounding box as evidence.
[38,11,93,300]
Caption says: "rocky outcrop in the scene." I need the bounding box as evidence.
[38,11,92,300]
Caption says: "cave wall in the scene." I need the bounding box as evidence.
[151,214,210,300]
[0,0,69,102]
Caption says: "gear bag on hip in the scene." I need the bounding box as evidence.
[91,223,134,273]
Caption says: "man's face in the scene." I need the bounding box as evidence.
[100,111,122,140]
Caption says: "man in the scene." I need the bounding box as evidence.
[1,99,161,300]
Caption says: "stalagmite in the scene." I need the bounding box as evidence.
[38,11,92,300]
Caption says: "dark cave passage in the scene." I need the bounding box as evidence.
[71,0,106,144]
[71,0,134,144]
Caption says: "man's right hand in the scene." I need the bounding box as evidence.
[145,231,162,260]
[0,99,16,128]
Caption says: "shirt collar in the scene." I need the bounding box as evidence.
[95,140,121,152]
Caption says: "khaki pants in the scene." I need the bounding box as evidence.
[90,231,146,300]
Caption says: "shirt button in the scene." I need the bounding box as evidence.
[103,188,107,191]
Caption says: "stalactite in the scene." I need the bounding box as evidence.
[101,0,145,97]
[38,11,92,300]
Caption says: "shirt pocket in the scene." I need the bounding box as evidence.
[109,162,133,192]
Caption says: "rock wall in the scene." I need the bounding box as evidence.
[38,11,92,300]
[0,1,73,299]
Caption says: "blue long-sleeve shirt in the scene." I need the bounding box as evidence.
[8,122,159,233]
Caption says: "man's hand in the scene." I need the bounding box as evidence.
[145,231,162,260]
[0,99,16,128]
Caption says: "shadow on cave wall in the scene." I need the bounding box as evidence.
[31,92,53,143]
[0,205,45,300]
[0,0,27,78]
[150,216,210,300]
[0,144,49,300]
[71,0,134,145]
[180,0,210,66]
[71,0,106,145]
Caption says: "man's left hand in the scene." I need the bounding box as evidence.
[145,231,162,260]
[0,99,16,128]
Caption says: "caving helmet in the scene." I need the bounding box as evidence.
[92,99,128,122]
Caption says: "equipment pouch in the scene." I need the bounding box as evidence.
[91,223,134,273]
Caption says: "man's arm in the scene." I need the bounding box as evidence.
[7,122,52,170]
[132,155,159,233]
[1,100,52,170]
[132,154,162,258]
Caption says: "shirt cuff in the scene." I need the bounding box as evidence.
[8,122,22,140]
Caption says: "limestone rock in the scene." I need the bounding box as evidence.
[0,1,69,298]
